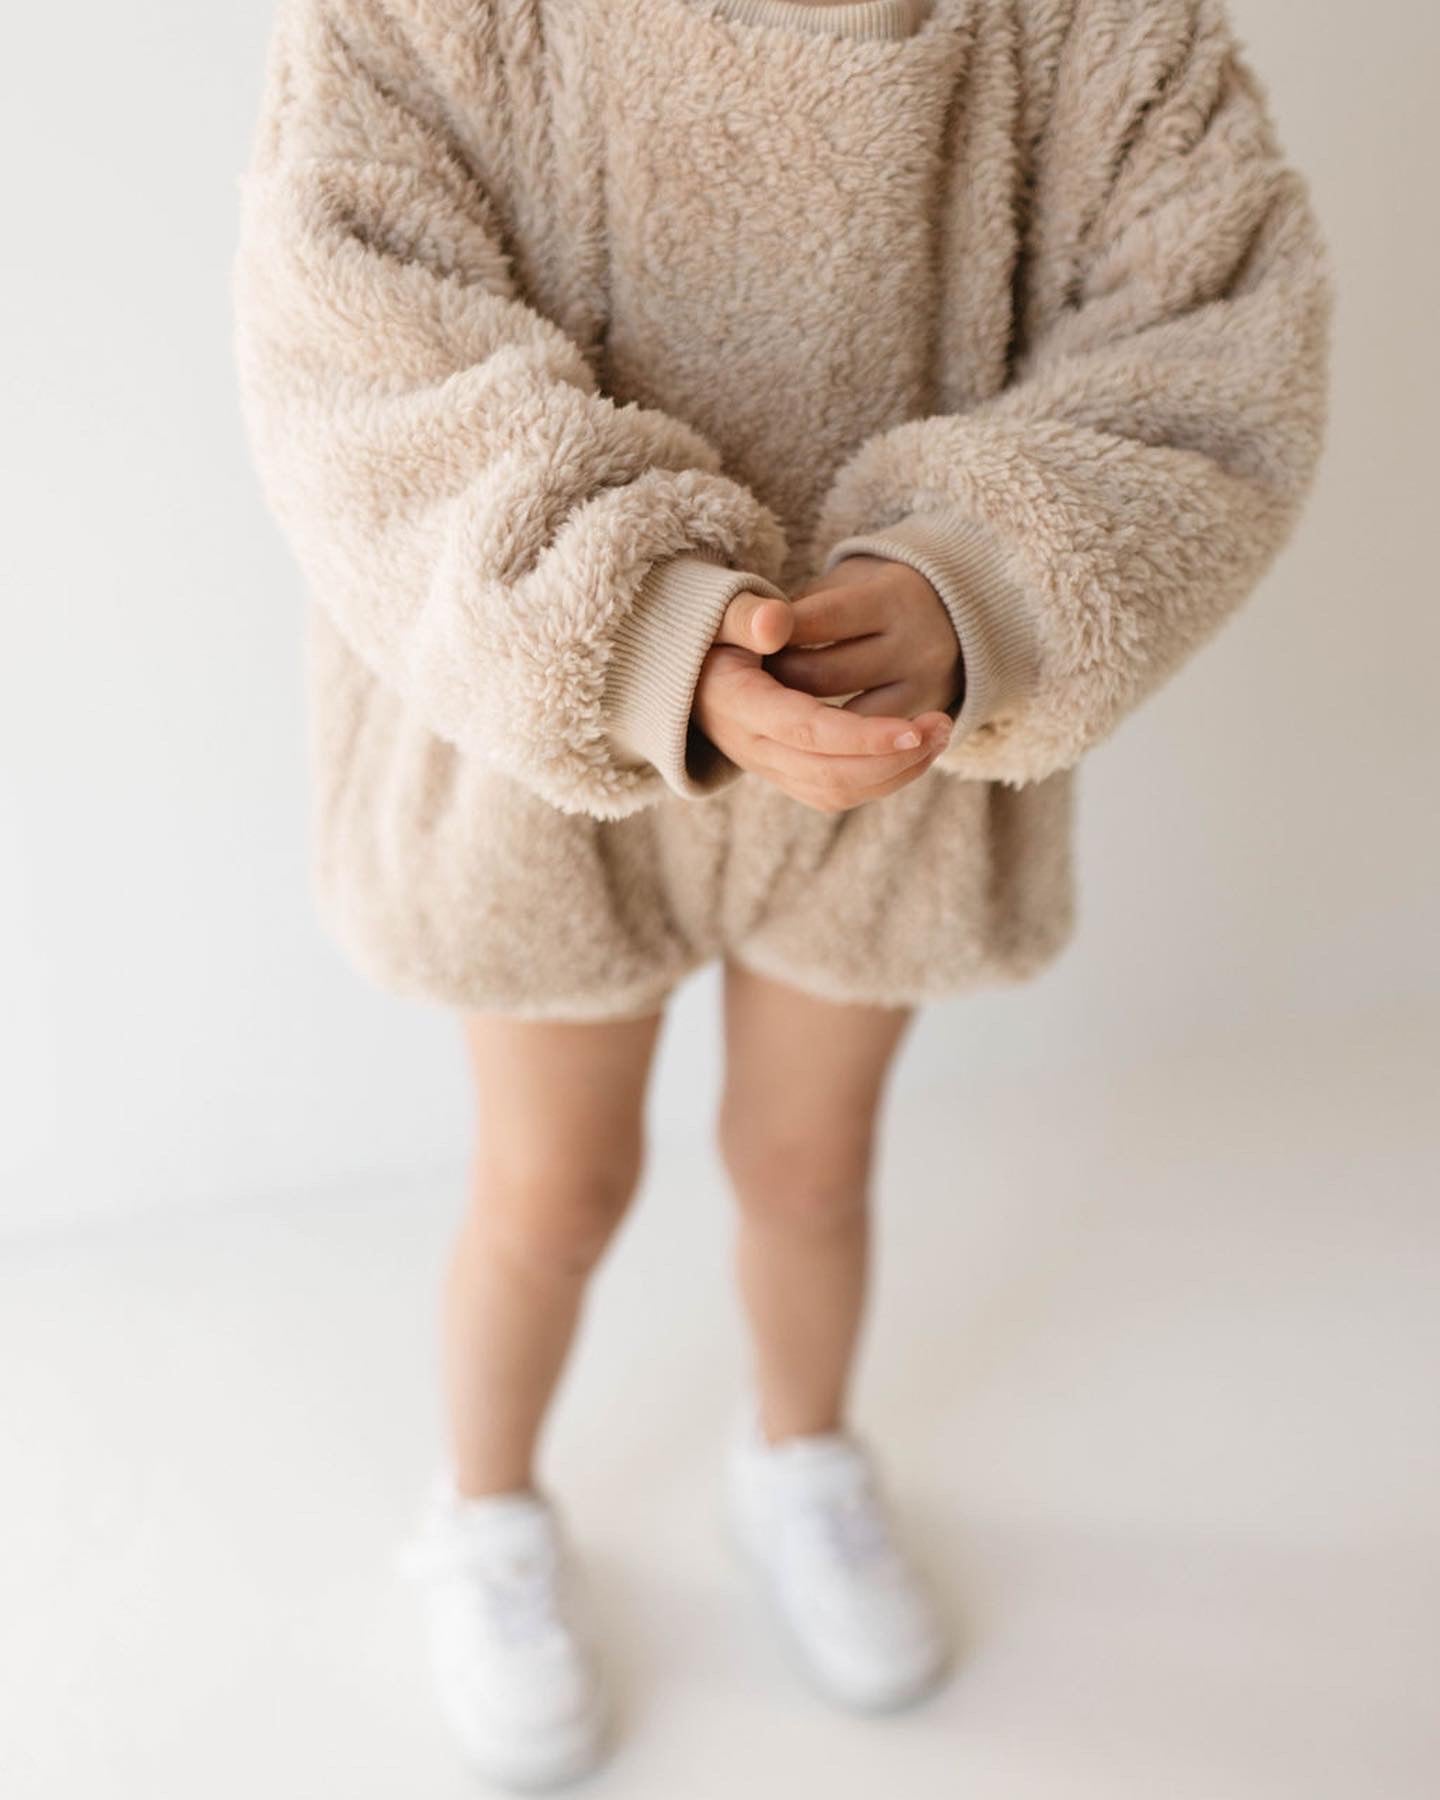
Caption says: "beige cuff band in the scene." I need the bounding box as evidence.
[822,508,1041,742]
[602,551,789,801]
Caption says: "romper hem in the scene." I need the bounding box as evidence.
[722,926,1074,1012]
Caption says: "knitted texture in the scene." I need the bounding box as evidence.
[233,0,1332,1015]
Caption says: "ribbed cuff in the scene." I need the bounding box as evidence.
[822,508,1041,744]
[699,0,929,40]
[602,552,789,801]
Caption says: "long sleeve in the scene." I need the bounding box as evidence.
[232,0,788,819]
[811,0,1334,786]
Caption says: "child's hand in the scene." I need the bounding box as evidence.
[693,590,952,814]
[764,554,963,719]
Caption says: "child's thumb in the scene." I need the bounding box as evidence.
[715,590,792,656]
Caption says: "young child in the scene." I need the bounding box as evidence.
[234,0,1332,1783]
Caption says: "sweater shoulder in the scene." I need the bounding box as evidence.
[1014,0,1223,45]
[1014,0,1241,87]
[271,0,545,92]
[1012,0,1248,159]
[305,0,534,35]
[256,0,555,185]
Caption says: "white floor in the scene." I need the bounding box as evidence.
[3,1014,1438,1800]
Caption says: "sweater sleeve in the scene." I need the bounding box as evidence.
[231,0,788,818]
[811,0,1334,786]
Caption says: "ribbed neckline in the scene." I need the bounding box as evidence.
[695,0,930,41]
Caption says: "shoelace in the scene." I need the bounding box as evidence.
[468,1550,568,1649]
[401,1531,569,1649]
[783,1462,903,1576]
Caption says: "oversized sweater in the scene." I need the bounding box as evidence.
[233,0,1333,1018]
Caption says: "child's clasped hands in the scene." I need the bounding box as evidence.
[693,554,961,814]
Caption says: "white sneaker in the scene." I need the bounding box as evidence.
[727,1411,952,1711]
[399,1482,610,1789]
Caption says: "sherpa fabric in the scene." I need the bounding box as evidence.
[233,0,1333,1018]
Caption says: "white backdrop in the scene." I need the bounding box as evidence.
[3,0,1436,1234]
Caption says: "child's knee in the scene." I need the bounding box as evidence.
[467,1147,642,1276]
[717,1109,871,1232]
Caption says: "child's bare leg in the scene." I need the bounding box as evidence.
[445,1006,665,1496]
[716,958,914,1443]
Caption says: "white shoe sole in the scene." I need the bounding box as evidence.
[452,1689,611,1792]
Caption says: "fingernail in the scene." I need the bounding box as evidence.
[895,730,921,749]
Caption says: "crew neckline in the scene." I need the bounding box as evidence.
[693,0,930,41]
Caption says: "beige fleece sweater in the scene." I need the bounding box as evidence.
[233,0,1332,1018]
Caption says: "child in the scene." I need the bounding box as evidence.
[234,0,1332,1784]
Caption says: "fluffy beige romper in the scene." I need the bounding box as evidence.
[233,0,1332,1019]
